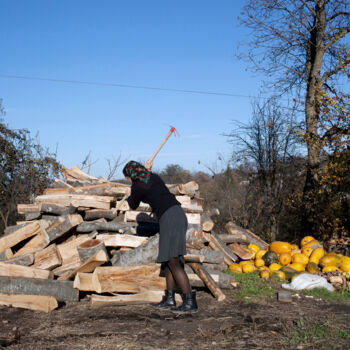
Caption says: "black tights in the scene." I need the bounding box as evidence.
[163,257,191,294]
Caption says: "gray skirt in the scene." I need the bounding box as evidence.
[157,205,188,263]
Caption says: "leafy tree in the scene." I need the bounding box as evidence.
[159,164,192,184]
[0,99,61,231]
[238,0,350,233]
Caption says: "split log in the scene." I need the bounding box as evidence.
[17,204,41,215]
[208,232,238,264]
[33,244,62,270]
[0,221,42,253]
[77,239,108,263]
[73,272,95,291]
[186,270,234,288]
[51,178,73,189]
[61,165,100,182]
[0,294,58,312]
[216,234,249,244]
[90,291,183,306]
[92,264,166,293]
[84,209,117,221]
[45,214,83,242]
[202,262,228,273]
[189,263,226,301]
[96,233,149,248]
[228,242,255,260]
[186,224,207,249]
[25,212,41,221]
[187,249,225,264]
[201,208,220,232]
[52,260,81,277]
[5,253,34,266]
[0,276,79,302]
[168,181,199,197]
[0,262,53,279]
[0,248,13,261]
[76,221,135,233]
[35,194,115,210]
[225,222,268,250]
[184,254,205,263]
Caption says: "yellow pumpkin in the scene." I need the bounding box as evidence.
[255,258,265,268]
[309,248,326,265]
[279,252,292,266]
[301,246,313,257]
[255,250,267,259]
[239,260,254,266]
[306,262,320,274]
[322,266,339,273]
[248,244,260,254]
[247,248,256,259]
[260,269,270,279]
[269,241,292,255]
[319,255,341,268]
[301,236,315,247]
[288,262,305,272]
[290,244,299,251]
[269,263,282,271]
[229,263,242,274]
[271,270,286,281]
[242,264,257,273]
[340,256,350,272]
[302,239,323,250]
[292,253,309,266]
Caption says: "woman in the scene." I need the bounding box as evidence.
[123,160,198,314]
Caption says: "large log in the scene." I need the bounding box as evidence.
[208,232,238,264]
[33,244,62,270]
[225,222,268,250]
[187,249,225,264]
[35,194,115,210]
[77,239,108,263]
[0,276,79,301]
[92,264,166,293]
[90,291,183,306]
[228,242,255,260]
[84,209,117,221]
[189,263,226,301]
[0,294,58,312]
[17,203,41,215]
[76,221,135,233]
[40,203,76,216]
[0,221,41,253]
[5,253,34,266]
[0,262,53,279]
[168,181,199,197]
[216,234,249,244]
[45,214,83,242]
[95,233,149,248]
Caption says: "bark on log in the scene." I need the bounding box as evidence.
[33,244,62,270]
[90,291,183,306]
[0,249,13,261]
[25,212,41,221]
[185,267,235,288]
[228,242,255,260]
[51,178,73,189]
[201,208,220,232]
[201,262,228,273]
[95,233,148,248]
[76,221,135,233]
[168,181,199,197]
[5,253,34,266]
[184,254,205,263]
[189,263,226,301]
[0,276,79,302]
[92,264,166,293]
[208,232,238,264]
[187,249,225,264]
[17,204,41,215]
[0,294,58,312]
[216,234,249,244]
[77,239,108,263]
[225,222,268,250]
[40,203,76,216]
[0,262,53,279]
[84,209,117,221]
[45,214,83,242]
[186,224,207,249]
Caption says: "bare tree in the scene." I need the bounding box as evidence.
[238,0,350,233]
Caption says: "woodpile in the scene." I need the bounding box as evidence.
[0,165,268,312]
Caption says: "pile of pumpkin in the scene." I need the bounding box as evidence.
[228,236,350,282]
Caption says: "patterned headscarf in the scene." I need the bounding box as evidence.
[123,161,151,184]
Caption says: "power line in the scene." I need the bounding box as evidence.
[0,73,269,99]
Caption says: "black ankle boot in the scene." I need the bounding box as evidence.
[171,292,198,314]
[150,290,176,309]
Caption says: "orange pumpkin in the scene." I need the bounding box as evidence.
[279,252,292,266]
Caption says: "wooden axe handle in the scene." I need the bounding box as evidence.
[149,128,174,163]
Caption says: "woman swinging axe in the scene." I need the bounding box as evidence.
[123,158,198,314]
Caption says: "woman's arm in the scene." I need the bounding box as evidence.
[127,183,144,210]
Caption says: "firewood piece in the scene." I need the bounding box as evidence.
[0,248,13,261]
[208,232,238,264]
[0,276,78,301]
[96,233,149,248]
[73,272,95,291]
[0,294,58,312]
[0,221,41,253]
[52,261,81,277]
[17,204,41,215]
[187,249,225,264]
[113,234,159,266]
[202,262,228,273]
[35,194,115,210]
[51,178,73,189]
[40,203,76,216]
[5,253,34,266]
[228,242,255,260]
[25,212,41,221]
[61,165,100,181]
[33,244,62,270]
[277,290,292,303]
[90,291,183,306]
[58,248,108,281]
[77,239,108,263]
[124,211,158,223]
[186,270,234,288]
[186,224,207,249]
[225,222,268,250]
[189,262,226,301]
[184,254,205,263]
[84,209,117,221]
[92,264,166,293]
[0,262,53,279]
[216,234,249,244]
[45,214,83,242]
[201,208,220,232]
[168,181,199,197]
[76,221,135,233]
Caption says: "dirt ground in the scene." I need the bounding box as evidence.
[0,290,349,350]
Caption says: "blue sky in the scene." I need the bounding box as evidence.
[0,0,265,178]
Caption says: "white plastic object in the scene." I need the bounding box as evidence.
[281,273,334,291]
